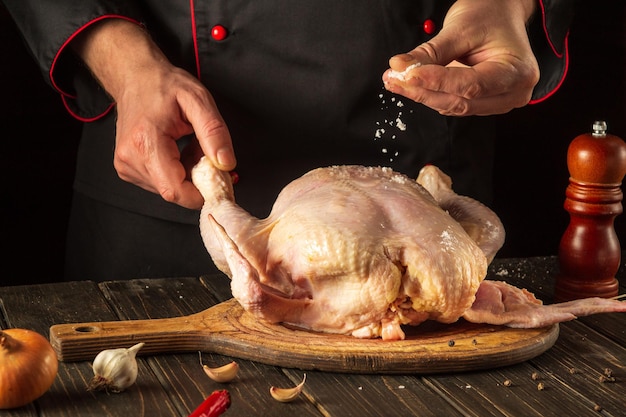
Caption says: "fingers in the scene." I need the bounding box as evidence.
[114,128,205,209]
[151,153,206,210]
[383,34,538,115]
[384,61,536,116]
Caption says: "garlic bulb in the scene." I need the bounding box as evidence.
[88,342,144,393]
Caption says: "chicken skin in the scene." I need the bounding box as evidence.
[192,157,625,340]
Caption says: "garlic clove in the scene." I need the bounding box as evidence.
[88,342,145,393]
[198,352,239,383]
[270,374,306,402]
[202,361,240,383]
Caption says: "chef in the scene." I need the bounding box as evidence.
[3,0,572,281]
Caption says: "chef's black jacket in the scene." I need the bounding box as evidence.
[4,1,571,221]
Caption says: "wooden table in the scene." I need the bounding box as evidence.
[1,256,625,417]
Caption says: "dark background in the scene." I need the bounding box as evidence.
[1,2,625,285]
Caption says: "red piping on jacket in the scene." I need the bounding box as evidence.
[59,97,117,123]
[51,15,142,122]
[190,0,202,80]
[529,0,569,105]
[528,34,569,105]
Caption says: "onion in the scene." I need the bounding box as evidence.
[0,328,58,409]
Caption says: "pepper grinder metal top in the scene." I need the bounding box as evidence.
[592,120,607,137]
[555,121,626,301]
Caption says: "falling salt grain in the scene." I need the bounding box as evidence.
[396,118,407,131]
[398,385,405,389]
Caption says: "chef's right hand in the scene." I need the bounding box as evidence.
[72,18,235,210]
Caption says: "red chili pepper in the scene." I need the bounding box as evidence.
[188,390,231,417]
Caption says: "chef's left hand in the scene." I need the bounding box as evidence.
[383,0,539,116]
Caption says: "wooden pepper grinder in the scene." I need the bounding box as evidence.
[555,121,626,301]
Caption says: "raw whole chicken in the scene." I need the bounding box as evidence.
[192,157,626,341]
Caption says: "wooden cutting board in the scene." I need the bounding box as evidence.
[49,298,559,374]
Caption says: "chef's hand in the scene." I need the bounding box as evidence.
[383,0,539,116]
[72,19,235,209]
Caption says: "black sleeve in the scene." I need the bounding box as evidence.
[527,0,575,103]
[2,0,144,120]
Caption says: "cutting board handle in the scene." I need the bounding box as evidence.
[49,300,237,361]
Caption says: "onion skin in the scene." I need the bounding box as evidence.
[0,329,58,409]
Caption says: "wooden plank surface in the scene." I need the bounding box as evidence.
[0,281,180,417]
[484,257,626,417]
[96,277,323,417]
[1,256,625,417]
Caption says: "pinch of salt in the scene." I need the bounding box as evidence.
[387,63,421,82]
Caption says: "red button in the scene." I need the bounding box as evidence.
[423,19,436,35]
[211,25,228,41]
